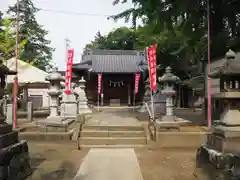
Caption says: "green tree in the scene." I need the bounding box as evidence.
[110,0,240,79]
[86,27,137,50]
[0,18,27,63]
[7,0,54,71]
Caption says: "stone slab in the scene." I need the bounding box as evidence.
[0,131,18,149]
[73,148,143,180]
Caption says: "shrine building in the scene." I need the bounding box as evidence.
[72,49,148,106]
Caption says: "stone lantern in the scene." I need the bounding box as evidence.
[76,77,92,114]
[158,66,180,122]
[196,50,240,178]
[45,67,63,118]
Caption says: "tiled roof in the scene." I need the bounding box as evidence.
[73,49,147,73]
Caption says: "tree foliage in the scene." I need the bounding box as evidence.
[0,18,27,64]
[88,0,240,79]
[86,27,136,50]
[7,0,54,71]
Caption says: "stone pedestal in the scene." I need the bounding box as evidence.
[60,92,77,119]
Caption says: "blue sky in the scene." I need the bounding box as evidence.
[0,0,132,70]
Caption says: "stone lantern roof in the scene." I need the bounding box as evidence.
[210,49,240,78]
[158,66,180,83]
[45,67,64,81]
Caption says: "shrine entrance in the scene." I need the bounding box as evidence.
[102,74,134,106]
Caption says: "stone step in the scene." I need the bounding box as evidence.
[79,137,146,145]
[81,130,145,137]
[79,144,145,148]
[82,125,144,131]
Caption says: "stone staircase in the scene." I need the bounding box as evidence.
[78,124,147,147]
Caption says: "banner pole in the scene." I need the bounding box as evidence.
[151,91,154,120]
[97,94,100,112]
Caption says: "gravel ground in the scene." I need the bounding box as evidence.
[135,148,198,180]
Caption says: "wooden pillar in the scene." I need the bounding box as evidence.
[128,82,131,106]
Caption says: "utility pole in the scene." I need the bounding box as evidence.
[13,0,20,129]
[207,0,212,128]
[65,38,71,63]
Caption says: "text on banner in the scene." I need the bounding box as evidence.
[65,49,74,95]
[134,73,140,94]
[98,74,102,95]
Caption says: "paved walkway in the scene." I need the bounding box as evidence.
[73,148,143,180]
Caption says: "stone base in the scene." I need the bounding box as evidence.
[204,125,240,153]
[78,105,92,114]
[137,104,147,113]
[60,102,77,117]
[155,119,180,131]
[0,123,12,135]
[161,115,177,121]
[76,114,92,124]
[206,133,240,153]
[0,140,32,180]
[195,145,240,179]
[36,116,74,132]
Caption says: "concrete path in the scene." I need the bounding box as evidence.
[73,148,143,180]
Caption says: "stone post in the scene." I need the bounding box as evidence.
[27,101,33,122]
[6,104,13,124]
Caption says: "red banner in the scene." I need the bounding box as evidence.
[147,45,157,91]
[134,73,140,94]
[65,49,74,94]
[98,74,102,95]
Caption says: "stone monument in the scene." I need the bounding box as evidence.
[0,66,31,179]
[156,66,180,129]
[60,82,78,119]
[38,67,73,131]
[196,50,240,179]
[76,77,92,114]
